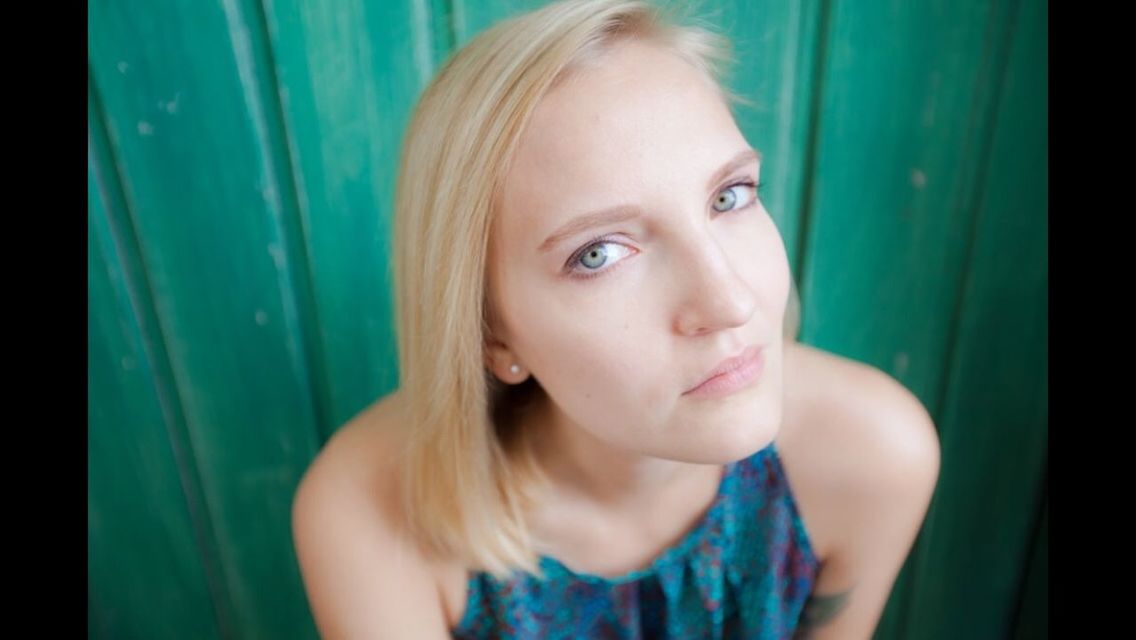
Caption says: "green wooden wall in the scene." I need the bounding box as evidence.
[88,0,1047,637]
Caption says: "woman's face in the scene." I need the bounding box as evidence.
[487,40,791,464]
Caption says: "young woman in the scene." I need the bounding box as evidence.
[293,1,940,637]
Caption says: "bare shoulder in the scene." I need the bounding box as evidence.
[778,341,940,477]
[298,390,415,499]
[291,390,457,639]
[775,341,941,637]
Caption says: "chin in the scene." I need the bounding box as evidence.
[715,413,782,462]
[664,402,783,465]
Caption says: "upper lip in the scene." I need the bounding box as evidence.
[685,344,763,393]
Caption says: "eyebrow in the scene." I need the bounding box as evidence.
[537,147,762,254]
[707,148,761,193]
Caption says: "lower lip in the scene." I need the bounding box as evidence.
[683,348,765,399]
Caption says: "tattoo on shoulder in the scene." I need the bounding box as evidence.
[794,589,852,638]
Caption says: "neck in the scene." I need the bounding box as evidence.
[525,391,723,516]
[517,391,725,575]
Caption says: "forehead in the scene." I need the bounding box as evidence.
[498,40,747,242]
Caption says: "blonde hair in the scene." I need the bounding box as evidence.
[392,0,738,578]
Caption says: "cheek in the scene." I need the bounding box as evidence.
[738,212,792,308]
[515,297,652,392]
[502,281,674,423]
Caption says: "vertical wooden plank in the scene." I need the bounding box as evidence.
[1012,493,1048,639]
[430,0,458,62]
[794,1,1025,636]
[902,0,1048,635]
[799,0,1018,403]
[450,0,546,45]
[88,0,322,636]
[88,114,221,639]
[261,0,437,430]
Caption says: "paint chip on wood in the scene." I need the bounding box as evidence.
[261,185,278,204]
[163,92,182,114]
[893,351,910,377]
[267,243,286,268]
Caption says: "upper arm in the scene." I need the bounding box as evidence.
[291,446,451,639]
[796,364,941,639]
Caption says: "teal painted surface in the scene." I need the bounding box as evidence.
[898,0,1048,635]
[1013,494,1047,640]
[88,0,326,636]
[89,96,223,639]
[261,0,435,430]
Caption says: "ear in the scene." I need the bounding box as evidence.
[483,330,530,385]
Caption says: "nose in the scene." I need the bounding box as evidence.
[672,232,758,337]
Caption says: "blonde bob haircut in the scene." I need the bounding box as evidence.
[391,0,784,578]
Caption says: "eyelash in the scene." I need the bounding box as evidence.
[564,179,765,281]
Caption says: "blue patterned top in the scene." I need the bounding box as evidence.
[450,442,820,639]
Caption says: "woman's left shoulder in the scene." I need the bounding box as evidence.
[771,341,941,635]
[774,340,941,563]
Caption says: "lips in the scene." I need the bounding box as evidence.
[684,344,764,395]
